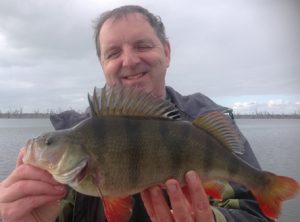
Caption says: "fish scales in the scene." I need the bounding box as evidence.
[159,119,192,180]
[71,116,250,197]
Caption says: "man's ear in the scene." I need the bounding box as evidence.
[163,41,171,67]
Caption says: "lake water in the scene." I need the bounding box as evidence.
[0,118,299,222]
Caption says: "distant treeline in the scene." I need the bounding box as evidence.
[1,110,300,119]
[0,109,82,119]
[0,112,51,119]
[234,113,300,119]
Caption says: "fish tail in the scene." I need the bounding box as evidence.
[253,172,299,220]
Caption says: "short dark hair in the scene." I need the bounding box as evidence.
[94,5,168,59]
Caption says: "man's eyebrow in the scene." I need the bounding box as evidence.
[135,38,154,43]
[134,39,157,47]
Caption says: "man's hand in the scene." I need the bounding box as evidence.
[0,148,66,222]
[141,171,215,222]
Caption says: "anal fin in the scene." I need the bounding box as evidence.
[203,180,225,200]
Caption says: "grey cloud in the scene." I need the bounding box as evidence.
[0,0,299,112]
[0,0,97,65]
[165,0,300,97]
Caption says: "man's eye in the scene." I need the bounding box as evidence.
[136,43,153,51]
[105,50,120,59]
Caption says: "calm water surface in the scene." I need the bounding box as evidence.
[0,119,54,179]
[0,118,299,222]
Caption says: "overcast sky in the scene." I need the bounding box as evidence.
[0,0,299,114]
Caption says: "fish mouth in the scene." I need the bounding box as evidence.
[53,158,89,185]
[23,139,35,164]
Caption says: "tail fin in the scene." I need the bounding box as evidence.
[253,172,299,220]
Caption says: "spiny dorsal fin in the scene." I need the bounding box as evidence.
[192,112,244,154]
[88,85,181,120]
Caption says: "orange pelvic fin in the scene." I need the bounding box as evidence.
[203,180,225,200]
[253,173,300,220]
[103,196,134,222]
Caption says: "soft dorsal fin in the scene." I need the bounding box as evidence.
[88,85,181,120]
[193,112,244,154]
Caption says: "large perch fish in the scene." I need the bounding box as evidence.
[23,85,299,222]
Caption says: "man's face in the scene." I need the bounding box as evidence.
[98,13,171,98]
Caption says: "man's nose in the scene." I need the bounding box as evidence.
[121,48,140,68]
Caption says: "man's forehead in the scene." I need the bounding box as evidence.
[102,12,149,29]
[99,12,156,46]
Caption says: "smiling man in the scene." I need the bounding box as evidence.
[0,5,275,222]
[97,11,170,99]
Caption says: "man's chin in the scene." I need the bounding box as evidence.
[121,76,148,88]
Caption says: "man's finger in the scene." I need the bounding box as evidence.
[16,147,25,167]
[2,164,60,187]
[1,195,62,221]
[0,180,65,202]
[166,179,193,222]
[141,189,156,221]
[149,186,173,222]
[185,171,215,222]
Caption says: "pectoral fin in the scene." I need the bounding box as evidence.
[92,176,133,222]
[103,196,134,222]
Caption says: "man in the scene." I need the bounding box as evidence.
[0,5,274,222]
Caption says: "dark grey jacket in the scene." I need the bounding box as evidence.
[51,86,274,222]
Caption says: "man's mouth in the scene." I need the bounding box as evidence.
[123,72,146,80]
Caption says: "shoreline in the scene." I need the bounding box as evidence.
[0,113,300,119]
